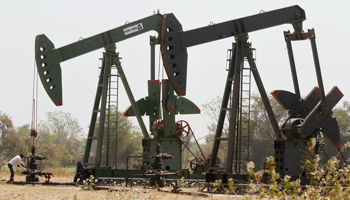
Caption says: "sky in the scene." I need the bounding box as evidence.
[1,0,349,144]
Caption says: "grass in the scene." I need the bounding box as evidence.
[0,182,234,200]
[0,167,241,199]
[47,167,76,176]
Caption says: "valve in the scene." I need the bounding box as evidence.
[190,158,206,170]
[175,120,190,138]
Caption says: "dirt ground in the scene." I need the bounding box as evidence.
[0,173,246,200]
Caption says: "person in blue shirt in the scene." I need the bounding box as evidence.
[73,162,90,183]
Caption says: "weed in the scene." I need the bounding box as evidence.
[177,177,186,187]
[79,175,95,191]
[210,179,222,193]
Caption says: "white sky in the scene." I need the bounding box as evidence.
[1,1,349,143]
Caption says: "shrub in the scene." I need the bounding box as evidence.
[80,175,95,191]
[210,138,350,199]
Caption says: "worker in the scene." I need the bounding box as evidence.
[8,154,25,182]
[74,162,90,183]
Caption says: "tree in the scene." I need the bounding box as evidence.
[37,111,85,167]
[249,93,287,169]
[0,111,15,155]
[333,101,350,136]
[200,93,288,170]
[0,112,30,166]
[90,110,143,169]
[325,101,350,161]
[201,96,230,166]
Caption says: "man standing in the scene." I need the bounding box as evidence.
[8,154,25,182]
[74,162,90,183]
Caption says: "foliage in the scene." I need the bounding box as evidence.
[210,179,223,193]
[249,93,287,170]
[0,113,30,165]
[46,167,76,176]
[227,178,237,193]
[0,110,85,168]
[0,111,15,157]
[79,175,95,191]
[333,101,350,136]
[0,109,143,170]
[201,95,350,198]
[201,96,232,166]
[207,139,350,199]
[37,111,84,167]
[200,94,288,170]
[114,111,143,168]
[91,110,143,169]
[176,176,186,187]
[328,101,350,160]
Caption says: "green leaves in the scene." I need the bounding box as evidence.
[79,175,95,191]
[35,111,84,167]
[0,112,30,162]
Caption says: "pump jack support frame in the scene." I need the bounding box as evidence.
[208,35,281,177]
[83,45,149,168]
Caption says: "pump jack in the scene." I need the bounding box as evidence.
[35,12,202,180]
[36,5,343,185]
[160,5,343,184]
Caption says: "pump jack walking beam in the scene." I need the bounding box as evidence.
[35,14,163,106]
[160,5,305,96]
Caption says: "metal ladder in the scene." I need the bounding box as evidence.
[99,56,120,169]
[234,55,252,174]
[225,45,252,174]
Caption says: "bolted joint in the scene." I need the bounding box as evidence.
[322,107,329,114]
[168,105,174,111]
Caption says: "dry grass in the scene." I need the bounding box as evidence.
[0,168,246,199]
[0,166,75,181]
[0,182,245,200]
[0,173,245,199]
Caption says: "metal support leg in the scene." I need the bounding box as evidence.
[308,29,326,105]
[284,31,301,98]
[150,36,156,80]
[226,46,243,174]
[247,49,282,140]
[117,65,150,139]
[83,57,106,165]
[208,46,236,171]
[95,53,112,168]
